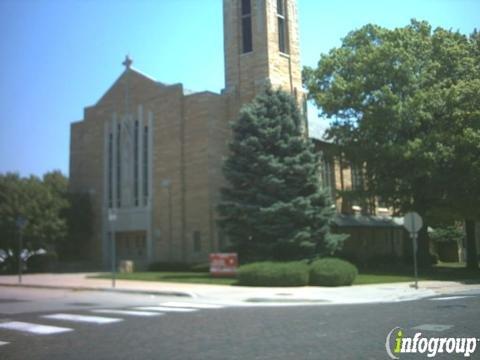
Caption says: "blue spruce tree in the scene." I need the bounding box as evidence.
[218,87,345,261]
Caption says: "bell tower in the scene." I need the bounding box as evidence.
[223,0,303,106]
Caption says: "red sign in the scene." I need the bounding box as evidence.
[209,253,238,277]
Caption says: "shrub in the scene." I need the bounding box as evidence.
[0,255,20,274]
[190,262,210,272]
[147,262,210,272]
[27,253,58,273]
[430,226,464,244]
[309,258,358,286]
[237,261,309,287]
[147,262,191,272]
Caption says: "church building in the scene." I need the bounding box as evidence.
[69,0,305,268]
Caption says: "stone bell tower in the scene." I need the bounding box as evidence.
[223,0,304,108]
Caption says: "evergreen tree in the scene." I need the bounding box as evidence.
[218,87,344,261]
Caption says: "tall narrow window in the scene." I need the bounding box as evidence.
[322,158,332,190]
[108,133,113,208]
[351,163,365,191]
[143,125,149,204]
[302,97,309,133]
[218,230,226,252]
[133,120,139,207]
[277,0,288,53]
[116,123,122,208]
[241,0,252,53]
[321,156,335,199]
[193,231,202,253]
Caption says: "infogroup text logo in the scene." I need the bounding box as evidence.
[385,327,479,358]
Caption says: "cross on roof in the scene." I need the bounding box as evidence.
[122,55,133,69]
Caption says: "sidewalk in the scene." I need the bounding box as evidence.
[0,273,478,306]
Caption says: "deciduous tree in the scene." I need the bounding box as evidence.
[304,20,480,268]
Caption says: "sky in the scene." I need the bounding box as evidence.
[0,0,478,177]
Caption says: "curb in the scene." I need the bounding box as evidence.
[0,283,194,298]
[245,298,330,304]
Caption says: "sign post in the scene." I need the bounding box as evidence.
[403,212,423,289]
[16,217,28,285]
[108,210,117,289]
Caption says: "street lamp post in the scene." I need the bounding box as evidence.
[18,230,22,284]
[160,179,172,259]
[108,209,117,288]
[16,217,27,285]
[412,232,419,289]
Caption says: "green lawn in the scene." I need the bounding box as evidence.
[90,263,479,286]
[354,274,414,285]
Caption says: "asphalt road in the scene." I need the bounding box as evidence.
[0,287,479,360]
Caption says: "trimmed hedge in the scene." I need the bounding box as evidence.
[147,262,193,272]
[309,258,358,286]
[237,261,309,287]
[26,253,58,273]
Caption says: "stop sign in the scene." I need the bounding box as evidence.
[403,212,423,233]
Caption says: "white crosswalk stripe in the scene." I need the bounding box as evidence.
[42,313,123,324]
[160,302,224,309]
[133,306,197,313]
[91,309,161,317]
[430,296,470,301]
[412,324,453,332]
[0,321,73,335]
[0,302,227,343]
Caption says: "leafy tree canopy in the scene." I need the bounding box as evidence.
[0,171,68,254]
[0,171,92,270]
[304,20,480,268]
